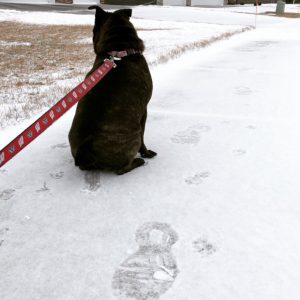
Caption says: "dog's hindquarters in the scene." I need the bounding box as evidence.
[70,128,143,172]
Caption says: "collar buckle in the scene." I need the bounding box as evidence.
[107,49,141,61]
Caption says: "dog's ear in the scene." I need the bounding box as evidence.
[89,5,107,30]
[115,9,132,19]
[88,5,108,52]
[88,5,106,15]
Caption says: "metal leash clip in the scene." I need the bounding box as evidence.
[105,57,117,68]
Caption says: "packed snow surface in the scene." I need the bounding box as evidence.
[1,4,300,300]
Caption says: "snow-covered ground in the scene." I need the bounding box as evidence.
[0,5,253,129]
[1,4,300,300]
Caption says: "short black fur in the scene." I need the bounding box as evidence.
[68,6,156,175]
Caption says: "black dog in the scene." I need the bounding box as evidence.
[68,6,156,175]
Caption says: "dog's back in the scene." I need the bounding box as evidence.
[68,7,155,174]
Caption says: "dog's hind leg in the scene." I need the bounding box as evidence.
[116,158,145,175]
[139,110,157,158]
[75,136,98,170]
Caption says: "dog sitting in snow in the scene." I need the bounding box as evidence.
[68,6,156,175]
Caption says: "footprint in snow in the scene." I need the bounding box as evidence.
[171,123,211,145]
[36,182,50,192]
[171,129,200,145]
[255,40,277,48]
[0,227,9,248]
[185,172,210,185]
[50,171,64,179]
[112,222,179,300]
[51,143,68,149]
[193,238,216,256]
[233,149,247,156]
[236,41,275,53]
[190,123,211,132]
[0,228,9,235]
[81,171,101,192]
[0,189,15,201]
[234,86,252,96]
[148,114,164,122]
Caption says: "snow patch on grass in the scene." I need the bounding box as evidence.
[0,40,31,47]
[0,18,250,128]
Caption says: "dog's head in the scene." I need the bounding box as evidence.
[88,6,144,55]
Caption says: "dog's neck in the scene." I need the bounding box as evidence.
[95,22,144,56]
[91,49,141,71]
[108,49,142,60]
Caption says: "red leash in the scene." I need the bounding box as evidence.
[0,59,115,169]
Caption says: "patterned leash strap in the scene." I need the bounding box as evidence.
[0,59,116,169]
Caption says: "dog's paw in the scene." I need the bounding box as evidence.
[116,158,145,175]
[141,150,157,159]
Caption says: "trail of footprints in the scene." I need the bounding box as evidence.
[1,121,256,297]
[2,142,217,299]
[1,122,255,196]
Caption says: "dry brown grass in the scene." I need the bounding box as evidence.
[0,21,95,127]
[1,22,176,127]
[262,11,300,18]
[0,21,93,70]
[0,21,252,128]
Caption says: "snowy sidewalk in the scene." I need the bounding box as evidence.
[1,8,300,300]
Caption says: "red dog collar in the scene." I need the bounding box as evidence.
[108,49,142,60]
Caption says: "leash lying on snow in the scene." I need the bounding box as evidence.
[0,59,116,169]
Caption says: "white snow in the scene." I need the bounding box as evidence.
[0,40,31,46]
[1,4,299,26]
[0,8,94,24]
[1,4,300,300]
